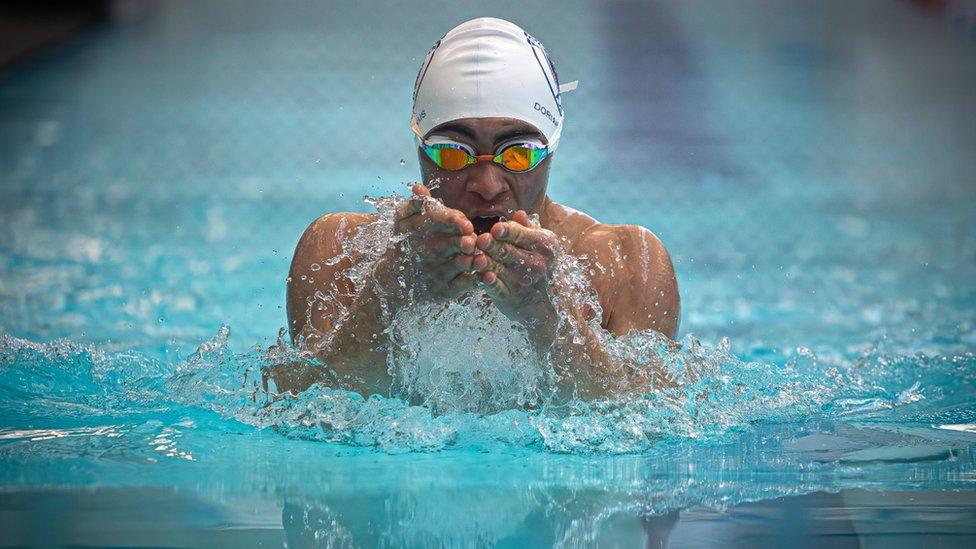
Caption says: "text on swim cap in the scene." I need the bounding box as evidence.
[534,102,559,128]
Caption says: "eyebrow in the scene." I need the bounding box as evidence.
[431,123,545,146]
[495,128,545,144]
[431,123,477,141]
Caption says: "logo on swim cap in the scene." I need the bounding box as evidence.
[524,31,563,117]
[534,102,558,127]
[412,38,442,104]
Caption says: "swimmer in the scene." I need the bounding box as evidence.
[274,17,680,399]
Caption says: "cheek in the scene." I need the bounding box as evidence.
[428,170,462,187]
[512,172,549,205]
[427,173,466,204]
[419,154,462,190]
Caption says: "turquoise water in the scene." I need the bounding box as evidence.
[2,0,975,545]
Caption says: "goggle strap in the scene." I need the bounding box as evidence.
[558,80,579,93]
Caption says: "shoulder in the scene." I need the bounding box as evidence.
[292,212,376,263]
[573,221,668,264]
[541,200,599,245]
[598,224,667,260]
[576,222,680,337]
[296,212,375,250]
[543,200,668,259]
[287,212,376,338]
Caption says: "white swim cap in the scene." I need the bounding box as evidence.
[411,17,577,152]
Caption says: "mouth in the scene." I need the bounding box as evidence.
[469,215,502,235]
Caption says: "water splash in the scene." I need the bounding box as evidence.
[3,327,974,455]
[2,325,973,455]
[2,192,975,454]
[388,294,551,414]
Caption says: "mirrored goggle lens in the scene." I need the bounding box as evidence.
[424,144,472,170]
[496,144,548,172]
[423,142,549,172]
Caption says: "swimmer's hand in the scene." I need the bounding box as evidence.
[473,211,559,336]
[393,184,479,300]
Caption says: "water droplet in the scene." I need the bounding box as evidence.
[310,263,321,271]
[157,317,165,323]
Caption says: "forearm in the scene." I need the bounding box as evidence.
[309,251,404,353]
[524,296,669,399]
[285,250,407,392]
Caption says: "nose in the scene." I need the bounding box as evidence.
[465,161,510,202]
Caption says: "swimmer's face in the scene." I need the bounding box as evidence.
[418,117,552,235]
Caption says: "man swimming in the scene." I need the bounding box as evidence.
[276,17,680,399]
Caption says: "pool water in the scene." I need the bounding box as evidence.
[1,0,975,546]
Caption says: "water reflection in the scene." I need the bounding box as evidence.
[276,489,976,548]
[2,416,974,546]
[4,484,974,547]
[264,421,975,547]
[280,489,679,547]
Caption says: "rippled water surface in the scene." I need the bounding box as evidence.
[1,0,975,546]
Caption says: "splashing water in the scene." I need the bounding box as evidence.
[388,295,549,414]
[3,322,973,456]
[2,191,974,455]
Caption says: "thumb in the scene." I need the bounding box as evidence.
[480,270,510,299]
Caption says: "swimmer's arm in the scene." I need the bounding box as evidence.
[277,212,397,394]
[533,225,679,397]
[604,225,680,337]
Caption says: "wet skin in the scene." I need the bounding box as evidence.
[278,117,680,398]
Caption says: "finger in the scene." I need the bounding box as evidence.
[476,233,534,268]
[480,270,511,298]
[491,221,555,253]
[459,234,476,254]
[429,253,472,277]
[513,210,533,227]
[427,209,474,235]
[449,271,477,293]
[397,206,473,236]
[422,235,475,259]
[475,253,523,290]
[395,210,430,233]
[472,252,489,272]
[395,194,427,222]
[394,184,434,222]
[426,255,477,291]
[455,253,474,271]
[478,246,550,290]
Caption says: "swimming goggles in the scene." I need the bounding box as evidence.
[412,125,550,173]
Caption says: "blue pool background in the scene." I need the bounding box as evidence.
[1,0,975,546]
